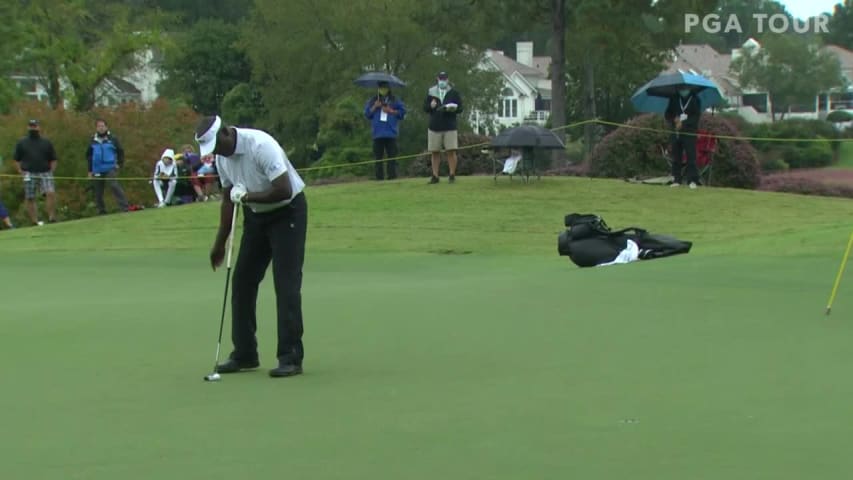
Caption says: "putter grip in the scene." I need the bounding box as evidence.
[225,206,239,269]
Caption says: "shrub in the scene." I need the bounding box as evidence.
[589,113,761,189]
[0,100,201,224]
[747,118,840,167]
[781,142,832,169]
[405,133,493,177]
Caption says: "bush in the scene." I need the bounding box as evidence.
[405,133,493,177]
[0,100,201,224]
[747,118,840,167]
[589,113,761,189]
[781,142,832,169]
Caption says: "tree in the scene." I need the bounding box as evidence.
[158,19,251,114]
[730,35,845,121]
[824,0,853,49]
[242,0,502,166]
[565,0,718,151]
[14,0,167,111]
[0,1,25,113]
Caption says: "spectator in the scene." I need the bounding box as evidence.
[13,119,57,225]
[664,87,702,189]
[152,148,178,208]
[86,119,130,213]
[423,71,463,184]
[364,80,407,180]
[172,151,195,204]
[0,199,14,229]
[183,143,218,201]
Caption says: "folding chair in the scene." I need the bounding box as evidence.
[493,149,524,183]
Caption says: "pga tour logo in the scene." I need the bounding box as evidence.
[685,13,830,34]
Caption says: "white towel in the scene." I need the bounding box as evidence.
[597,239,640,267]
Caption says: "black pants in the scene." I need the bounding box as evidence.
[230,193,308,365]
[670,133,699,184]
[93,169,129,214]
[373,137,398,180]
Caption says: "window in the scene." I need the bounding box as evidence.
[498,98,517,118]
[502,88,514,97]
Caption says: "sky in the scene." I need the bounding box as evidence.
[781,0,841,19]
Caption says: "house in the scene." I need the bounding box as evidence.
[473,41,552,134]
[664,39,853,123]
[6,48,163,109]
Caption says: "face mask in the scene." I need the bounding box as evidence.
[679,89,690,97]
[438,80,448,89]
[378,87,389,96]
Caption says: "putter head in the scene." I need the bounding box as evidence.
[204,373,221,382]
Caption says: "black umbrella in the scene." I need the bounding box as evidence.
[489,124,565,149]
[353,72,407,89]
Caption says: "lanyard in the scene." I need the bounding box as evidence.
[679,96,692,113]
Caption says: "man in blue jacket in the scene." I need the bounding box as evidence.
[364,81,406,180]
[86,119,129,214]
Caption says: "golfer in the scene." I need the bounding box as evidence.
[195,115,308,378]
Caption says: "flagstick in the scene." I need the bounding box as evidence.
[826,231,853,316]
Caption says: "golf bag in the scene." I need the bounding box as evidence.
[557,213,692,267]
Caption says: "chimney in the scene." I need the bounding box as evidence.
[516,41,533,67]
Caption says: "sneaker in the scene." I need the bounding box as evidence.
[157,202,166,208]
[689,182,697,189]
[36,221,44,226]
[429,175,439,184]
[449,175,456,184]
[670,182,681,188]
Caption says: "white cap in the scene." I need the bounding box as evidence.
[195,116,222,156]
[161,148,175,161]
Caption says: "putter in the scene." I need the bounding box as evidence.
[204,205,240,382]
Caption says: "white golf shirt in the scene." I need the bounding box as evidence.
[214,128,305,213]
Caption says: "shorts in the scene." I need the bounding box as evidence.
[23,172,55,200]
[427,129,458,152]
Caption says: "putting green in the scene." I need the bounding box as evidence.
[2,177,852,479]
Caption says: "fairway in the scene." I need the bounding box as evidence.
[2,176,853,479]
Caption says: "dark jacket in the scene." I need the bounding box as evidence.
[86,132,125,174]
[423,85,464,132]
[664,93,702,133]
[364,94,407,139]
[14,135,57,173]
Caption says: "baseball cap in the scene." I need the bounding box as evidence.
[194,115,221,156]
[437,71,449,79]
[28,119,39,127]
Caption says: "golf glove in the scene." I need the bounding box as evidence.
[230,184,248,204]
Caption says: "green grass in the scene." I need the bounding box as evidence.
[2,176,853,479]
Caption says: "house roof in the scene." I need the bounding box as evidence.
[823,44,853,72]
[664,44,741,95]
[105,76,141,95]
[486,49,545,78]
[532,56,551,76]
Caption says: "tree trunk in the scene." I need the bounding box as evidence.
[47,64,62,110]
[550,0,567,162]
[583,53,596,156]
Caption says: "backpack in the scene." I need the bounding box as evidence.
[557,213,692,267]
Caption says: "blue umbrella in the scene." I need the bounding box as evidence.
[631,72,723,113]
[353,72,407,89]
